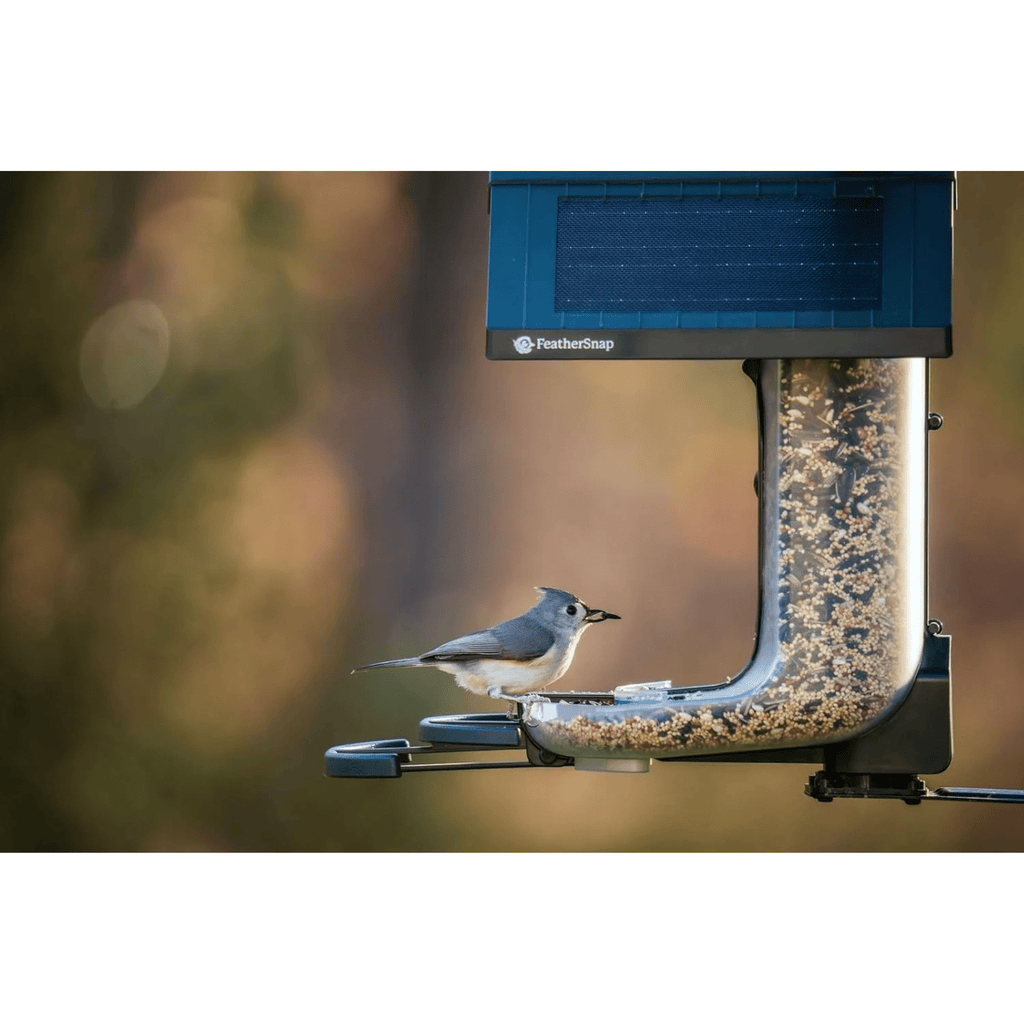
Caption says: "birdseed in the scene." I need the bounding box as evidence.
[529,358,923,759]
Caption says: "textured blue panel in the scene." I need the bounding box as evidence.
[554,197,883,314]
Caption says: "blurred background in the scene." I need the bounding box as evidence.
[1,170,1022,852]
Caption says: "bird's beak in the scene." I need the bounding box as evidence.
[584,608,620,623]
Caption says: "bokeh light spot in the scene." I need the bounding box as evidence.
[80,299,170,409]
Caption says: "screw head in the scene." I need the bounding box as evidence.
[927,618,944,636]
[927,412,944,430]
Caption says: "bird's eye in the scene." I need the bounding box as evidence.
[566,604,577,616]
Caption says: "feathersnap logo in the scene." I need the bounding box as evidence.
[511,334,616,355]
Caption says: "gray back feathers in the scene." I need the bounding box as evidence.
[420,616,555,663]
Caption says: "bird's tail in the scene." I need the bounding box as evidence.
[351,657,424,674]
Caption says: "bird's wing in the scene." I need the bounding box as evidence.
[420,620,554,663]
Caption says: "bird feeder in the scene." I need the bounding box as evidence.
[327,172,1024,804]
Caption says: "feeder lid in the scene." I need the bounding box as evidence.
[487,172,954,361]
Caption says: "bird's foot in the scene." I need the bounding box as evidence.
[487,688,551,718]
[514,693,551,705]
[488,687,550,703]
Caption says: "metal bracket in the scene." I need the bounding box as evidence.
[806,771,1024,805]
[325,695,618,778]
[324,712,560,778]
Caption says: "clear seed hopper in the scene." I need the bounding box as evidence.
[327,172,1024,805]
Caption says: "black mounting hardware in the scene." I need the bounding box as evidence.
[324,696,620,777]
[324,713,529,777]
[806,772,929,804]
[806,772,1024,805]
[325,710,587,777]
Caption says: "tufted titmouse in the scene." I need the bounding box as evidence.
[352,587,620,702]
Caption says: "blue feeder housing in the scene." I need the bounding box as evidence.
[486,172,954,360]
